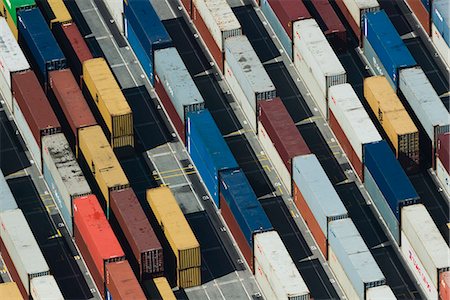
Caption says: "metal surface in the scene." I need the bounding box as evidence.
[105,261,146,300]
[30,275,64,300]
[0,170,17,213]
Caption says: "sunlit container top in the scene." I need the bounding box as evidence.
[432,0,449,45]
[0,18,30,77]
[0,209,49,275]
[353,0,380,9]
[0,282,22,299]
[224,36,276,100]
[0,170,17,212]
[47,0,72,24]
[292,154,348,235]
[329,83,381,159]
[153,277,176,300]
[366,285,396,300]
[31,275,64,300]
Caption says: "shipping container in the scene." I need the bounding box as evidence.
[17,8,66,86]
[186,109,238,206]
[0,17,30,111]
[154,47,204,143]
[293,18,346,118]
[366,285,396,300]
[432,0,449,47]
[123,0,172,84]
[405,0,431,35]
[328,219,385,300]
[82,58,133,149]
[260,0,310,58]
[30,275,64,300]
[146,186,201,288]
[105,261,146,300]
[362,11,416,90]
[432,22,450,68]
[0,282,22,299]
[258,98,310,194]
[110,188,163,279]
[363,76,420,172]
[401,204,450,294]
[441,272,450,300]
[77,125,129,218]
[335,0,379,44]
[48,69,97,150]
[0,0,36,39]
[437,133,450,196]
[150,277,176,300]
[219,169,273,272]
[292,154,348,258]
[12,70,61,171]
[328,83,381,179]
[192,0,241,72]
[36,0,71,26]
[42,133,91,235]
[224,35,276,132]
[0,209,50,298]
[104,0,123,33]
[73,195,126,298]
[363,140,420,244]
[181,0,192,16]
[0,170,18,213]
[254,231,310,300]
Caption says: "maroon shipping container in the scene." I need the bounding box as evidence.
[437,133,450,173]
[181,0,192,17]
[268,0,311,40]
[329,109,363,180]
[293,182,327,258]
[309,0,347,50]
[220,194,253,272]
[154,72,185,142]
[405,0,431,35]
[105,261,146,300]
[335,0,361,44]
[48,69,97,150]
[11,70,61,147]
[192,3,224,73]
[0,238,28,299]
[110,188,164,280]
[258,98,310,174]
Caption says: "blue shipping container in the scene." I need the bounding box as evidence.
[363,140,420,220]
[219,169,272,247]
[432,0,450,47]
[17,8,66,84]
[363,11,416,89]
[421,0,431,13]
[186,109,238,207]
[124,0,172,84]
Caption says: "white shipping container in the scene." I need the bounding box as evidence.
[0,170,17,213]
[401,204,450,288]
[366,285,397,300]
[0,209,50,294]
[328,83,381,160]
[293,19,346,117]
[342,0,380,28]
[254,231,310,300]
[329,246,360,300]
[257,121,292,194]
[30,275,64,300]
[432,23,450,69]
[0,17,30,111]
[193,0,241,51]
[104,0,123,33]
[436,157,450,197]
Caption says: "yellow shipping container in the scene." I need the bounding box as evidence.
[146,187,201,272]
[364,76,419,167]
[0,282,22,300]
[47,0,72,27]
[179,266,201,288]
[78,125,129,215]
[2,7,18,40]
[153,277,176,299]
[82,58,134,148]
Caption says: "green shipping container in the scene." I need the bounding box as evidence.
[1,0,36,25]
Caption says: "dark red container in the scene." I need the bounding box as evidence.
[105,261,146,300]
[437,133,450,173]
[335,0,361,44]
[192,3,224,73]
[309,0,347,50]
[258,98,310,176]
[181,0,192,17]
[268,0,311,39]
[11,70,61,147]
[110,188,164,280]
[48,69,97,149]
[0,238,28,299]
[440,272,450,300]
[293,182,327,259]
[154,72,185,142]
[220,193,253,272]
[405,0,431,36]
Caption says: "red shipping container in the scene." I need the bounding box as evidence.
[309,0,347,50]
[437,133,450,173]
[405,0,431,36]
[258,98,310,189]
[0,238,28,299]
[73,195,125,298]
[440,272,450,300]
[220,194,253,272]
[293,182,327,259]
[11,70,61,147]
[268,0,311,39]
[105,261,146,300]
[110,188,164,279]
[181,0,192,17]
[335,0,360,44]
[48,69,97,149]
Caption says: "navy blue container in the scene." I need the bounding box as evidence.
[186,109,238,207]
[17,8,66,86]
[421,0,431,12]
[363,11,416,89]
[124,0,172,84]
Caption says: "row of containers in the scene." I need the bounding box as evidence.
[0,0,200,299]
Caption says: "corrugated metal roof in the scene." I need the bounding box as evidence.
[31,276,64,300]
[354,0,380,9]
[0,171,18,213]
[194,0,241,32]
[0,18,30,74]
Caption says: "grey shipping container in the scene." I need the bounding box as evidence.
[0,170,18,213]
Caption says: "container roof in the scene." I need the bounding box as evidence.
[0,18,30,73]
